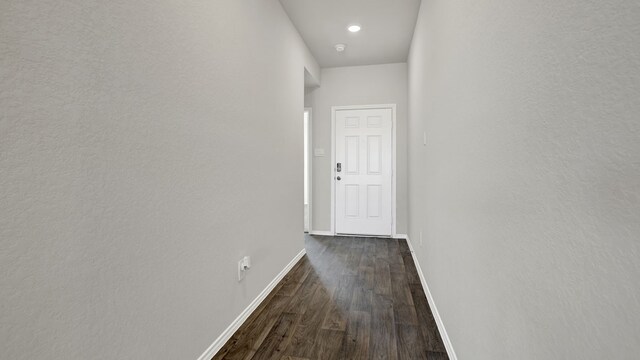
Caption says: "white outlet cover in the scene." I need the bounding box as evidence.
[238,259,246,281]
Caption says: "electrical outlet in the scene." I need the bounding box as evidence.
[419,230,423,247]
[238,256,252,281]
[238,259,245,281]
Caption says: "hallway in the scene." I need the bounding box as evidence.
[213,235,448,360]
[2,0,639,359]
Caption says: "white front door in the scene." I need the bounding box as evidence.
[335,107,393,236]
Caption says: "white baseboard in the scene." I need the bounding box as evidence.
[310,231,407,240]
[197,248,307,360]
[308,230,334,236]
[405,236,458,360]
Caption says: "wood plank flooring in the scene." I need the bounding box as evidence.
[213,235,449,360]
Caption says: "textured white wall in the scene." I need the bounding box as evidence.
[0,1,317,359]
[408,0,640,359]
[306,63,408,234]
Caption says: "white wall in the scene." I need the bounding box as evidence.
[408,0,640,359]
[306,63,408,234]
[0,1,318,359]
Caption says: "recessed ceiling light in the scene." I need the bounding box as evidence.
[335,43,346,52]
[348,24,361,33]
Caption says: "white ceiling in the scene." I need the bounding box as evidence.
[280,0,422,68]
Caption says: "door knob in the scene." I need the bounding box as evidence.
[336,176,341,181]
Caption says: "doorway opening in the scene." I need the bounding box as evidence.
[304,108,312,233]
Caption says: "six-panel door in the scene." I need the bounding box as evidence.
[335,108,393,236]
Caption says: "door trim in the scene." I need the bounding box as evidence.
[330,104,397,237]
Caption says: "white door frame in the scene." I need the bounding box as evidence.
[305,107,313,233]
[331,104,397,237]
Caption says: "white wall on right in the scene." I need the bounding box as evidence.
[407,0,640,359]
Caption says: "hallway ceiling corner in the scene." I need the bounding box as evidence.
[280,0,421,68]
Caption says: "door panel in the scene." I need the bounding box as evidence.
[367,185,381,218]
[345,136,359,174]
[335,108,392,236]
[345,185,359,217]
[367,135,381,174]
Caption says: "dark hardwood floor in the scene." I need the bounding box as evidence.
[213,235,449,360]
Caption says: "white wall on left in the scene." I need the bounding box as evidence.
[0,1,318,359]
